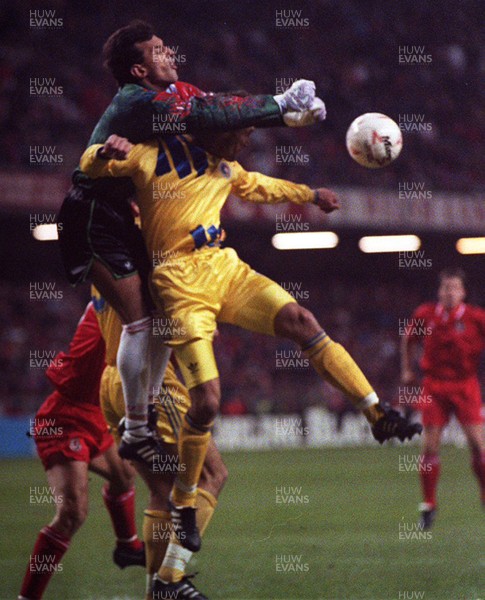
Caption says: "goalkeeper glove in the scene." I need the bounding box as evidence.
[274,79,316,113]
[283,97,326,127]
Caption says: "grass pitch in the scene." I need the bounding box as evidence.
[1,446,483,599]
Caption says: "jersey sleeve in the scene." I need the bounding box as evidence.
[155,92,283,132]
[406,304,428,339]
[229,162,314,205]
[473,306,485,338]
[79,142,151,186]
[120,85,283,138]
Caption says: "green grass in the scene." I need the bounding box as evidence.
[1,447,484,599]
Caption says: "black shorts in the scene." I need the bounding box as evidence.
[57,184,150,286]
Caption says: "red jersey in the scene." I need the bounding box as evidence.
[408,302,485,380]
[45,303,106,404]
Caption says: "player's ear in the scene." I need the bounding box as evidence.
[130,63,148,80]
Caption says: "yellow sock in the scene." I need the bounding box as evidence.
[303,332,379,415]
[159,488,217,583]
[143,509,171,599]
[196,487,217,535]
[172,418,212,508]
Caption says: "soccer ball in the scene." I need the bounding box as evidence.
[346,113,403,168]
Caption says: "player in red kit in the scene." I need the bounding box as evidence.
[18,304,145,600]
[401,268,485,529]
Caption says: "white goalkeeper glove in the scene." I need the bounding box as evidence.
[283,97,327,127]
[274,79,316,113]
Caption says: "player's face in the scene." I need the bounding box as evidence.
[438,276,466,309]
[134,35,178,88]
[208,127,255,160]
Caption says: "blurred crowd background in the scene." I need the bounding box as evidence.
[1,0,483,190]
[0,0,483,420]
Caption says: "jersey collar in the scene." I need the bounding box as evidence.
[436,302,466,321]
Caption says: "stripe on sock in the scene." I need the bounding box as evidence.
[123,316,152,334]
[185,413,212,433]
[301,331,327,352]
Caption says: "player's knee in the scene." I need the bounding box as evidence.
[274,303,320,342]
[422,441,440,456]
[193,395,220,424]
[190,381,220,425]
[107,469,134,495]
[58,496,88,535]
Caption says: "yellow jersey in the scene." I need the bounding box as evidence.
[80,136,315,261]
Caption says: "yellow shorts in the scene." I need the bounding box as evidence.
[100,362,191,445]
[150,247,295,389]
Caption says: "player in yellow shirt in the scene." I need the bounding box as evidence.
[92,286,225,599]
[80,129,422,554]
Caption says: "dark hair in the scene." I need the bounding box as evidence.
[103,20,154,86]
[439,267,466,284]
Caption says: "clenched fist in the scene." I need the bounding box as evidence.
[313,188,340,214]
[98,134,134,160]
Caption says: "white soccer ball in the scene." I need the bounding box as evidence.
[346,113,403,168]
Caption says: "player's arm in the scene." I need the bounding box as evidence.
[476,306,485,340]
[400,306,425,384]
[79,135,143,180]
[230,163,339,213]
[131,79,319,136]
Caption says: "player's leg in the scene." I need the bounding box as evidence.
[273,302,381,415]
[150,253,224,550]
[453,377,485,505]
[462,424,485,505]
[416,380,451,528]
[153,439,228,599]
[89,445,145,568]
[90,251,171,463]
[112,435,222,599]
[59,189,168,458]
[172,375,220,499]
[90,261,153,438]
[18,460,89,600]
[165,340,221,549]
[465,424,485,505]
[100,363,175,596]
[100,362,214,598]
[218,261,420,441]
[418,425,444,528]
[130,454,175,597]
[151,364,226,597]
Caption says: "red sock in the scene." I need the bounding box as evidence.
[102,485,143,550]
[471,450,485,503]
[420,454,440,508]
[19,525,70,600]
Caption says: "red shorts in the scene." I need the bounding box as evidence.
[33,391,114,470]
[420,376,483,427]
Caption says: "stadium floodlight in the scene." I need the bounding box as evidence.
[32,224,59,241]
[358,234,421,253]
[456,237,485,255]
[271,231,339,250]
